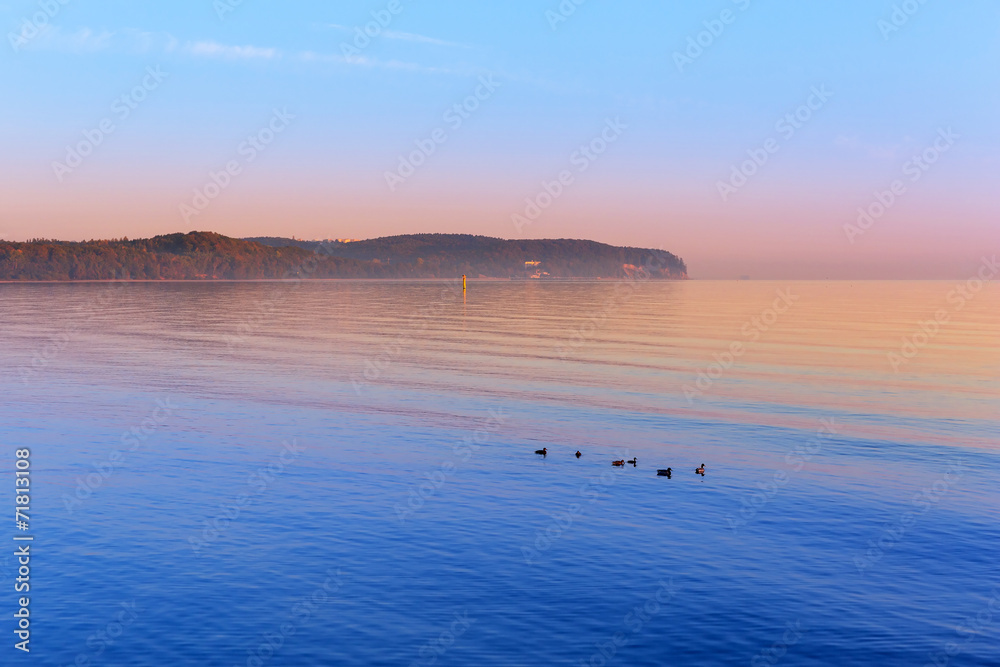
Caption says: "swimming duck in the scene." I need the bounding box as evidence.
[627,458,637,466]
[695,463,705,475]
[612,460,625,467]
[657,468,672,477]
[575,451,582,458]
[535,448,547,456]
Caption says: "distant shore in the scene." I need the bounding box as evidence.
[0,232,689,282]
[0,276,688,284]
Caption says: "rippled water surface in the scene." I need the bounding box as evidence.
[2,280,998,666]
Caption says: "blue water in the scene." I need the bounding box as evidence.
[2,281,998,665]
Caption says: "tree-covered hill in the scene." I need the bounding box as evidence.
[249,234,688,279]
[0,232,687,281]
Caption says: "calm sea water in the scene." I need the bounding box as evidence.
[2,280,998,666]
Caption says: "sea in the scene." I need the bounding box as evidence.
[1,279,998,666]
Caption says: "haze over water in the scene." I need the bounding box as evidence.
[2,280,998,665]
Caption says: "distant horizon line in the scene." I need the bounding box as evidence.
[0,278,981,284]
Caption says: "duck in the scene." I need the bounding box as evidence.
[627,458,637,466]
[575,451,582,458]
[695,463,705,475]
[657,468,672,477]
[612,460,625,467]
[535,448,548,456]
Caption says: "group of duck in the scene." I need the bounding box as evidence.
[534,448,706,478]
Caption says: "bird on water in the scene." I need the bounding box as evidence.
[657,468,672,477]
[575,451,582,458]
[535,448,547,456]
[627,458,637,466]
[696,463,705,475]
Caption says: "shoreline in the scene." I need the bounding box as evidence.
[0,278,969,284]
[0,277,691,284]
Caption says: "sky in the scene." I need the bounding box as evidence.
[1,0,998,278]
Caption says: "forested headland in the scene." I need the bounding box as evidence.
[0,232,688,281]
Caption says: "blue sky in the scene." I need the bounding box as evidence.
[2,0,998,277]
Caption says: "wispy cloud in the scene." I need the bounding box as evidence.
[19,27,456,74]
[297,50,454,74]
[381,30,469,48]
[184,41,461,74]
[298,50,356,64]
[122,28,178,54]
[186,41,279,60]
[322,23,468,48]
